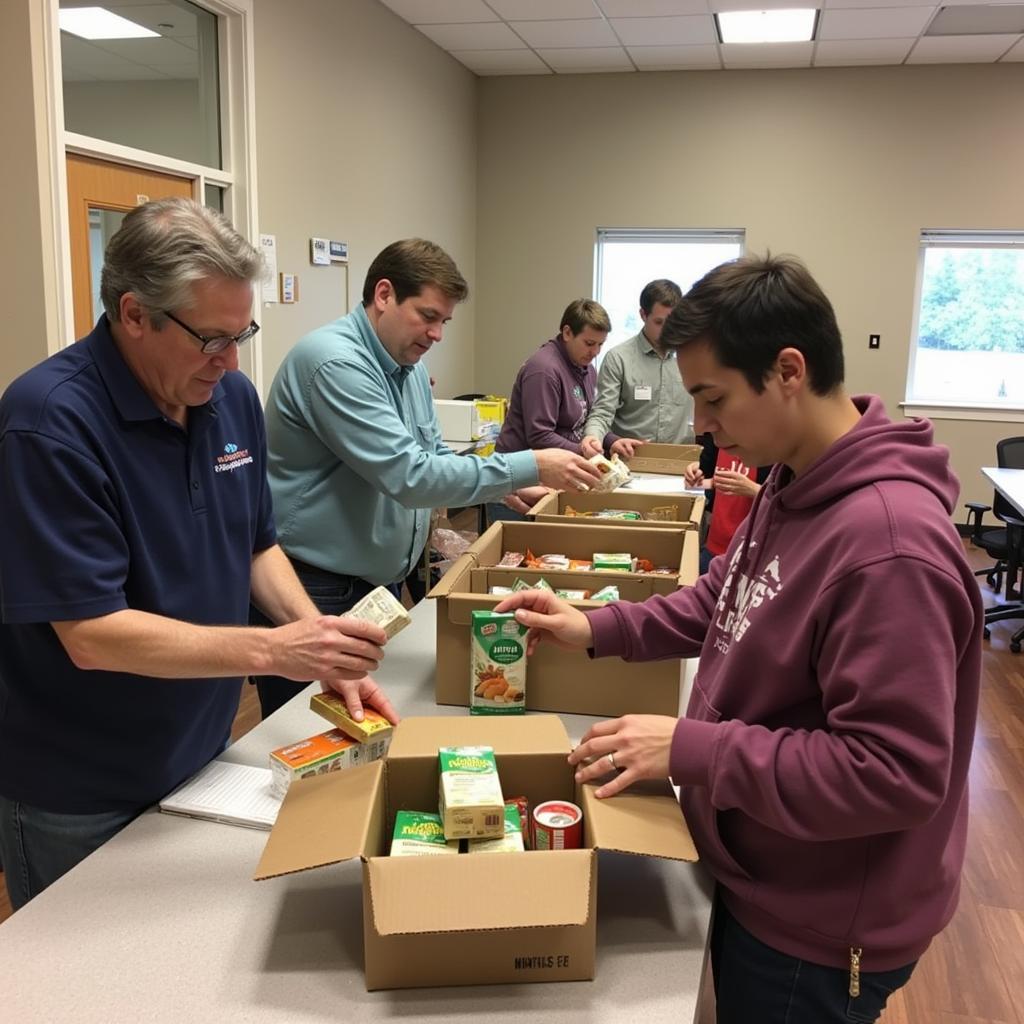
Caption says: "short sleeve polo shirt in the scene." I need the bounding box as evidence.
[0,318,277,812]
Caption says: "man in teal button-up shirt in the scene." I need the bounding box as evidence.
[256,239,599,716]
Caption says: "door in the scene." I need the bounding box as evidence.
[66,154,193,340]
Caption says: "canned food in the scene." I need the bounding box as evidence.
[532,800,583,850]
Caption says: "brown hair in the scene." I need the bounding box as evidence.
[560,299,611,336]
[362,238,468,305]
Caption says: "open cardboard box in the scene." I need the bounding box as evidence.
[623,441,702,476]
[529,488,705,531]
[428,522,699,716]
[254,715,698,990]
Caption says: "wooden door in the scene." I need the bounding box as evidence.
[66,154,193,339]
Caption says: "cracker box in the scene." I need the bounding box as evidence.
[347,586,412,640]
[390,811,460,856]
[310,692,395,744]
[438,745,505,839]
[470,610,527,715]
[466,802,525,854]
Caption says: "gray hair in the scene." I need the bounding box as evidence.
[100,197,263,325]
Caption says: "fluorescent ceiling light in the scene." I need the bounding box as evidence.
[717,9,817,44]
[59,7,159,40]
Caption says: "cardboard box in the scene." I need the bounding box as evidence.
[625,442,702,477]
[428,521,699,716]
[529,488,704,531]
[254,715,697,990]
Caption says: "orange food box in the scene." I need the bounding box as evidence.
[269,727,389,796]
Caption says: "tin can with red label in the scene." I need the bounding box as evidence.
[532,800,583,850]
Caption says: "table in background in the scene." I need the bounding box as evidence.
[0,600,712,1024]
[981,466,1024,650]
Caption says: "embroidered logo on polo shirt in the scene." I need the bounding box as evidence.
[215,442,253,473]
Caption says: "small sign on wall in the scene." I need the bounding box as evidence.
[280,273,298,303]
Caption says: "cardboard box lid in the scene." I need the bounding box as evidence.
[582,781,699,862]
[366,849,593,935]
[427,550,477,599]
[388,714,572,758]
[627,443,701,476]
[253,760,383,881]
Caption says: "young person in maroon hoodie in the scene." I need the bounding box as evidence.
[496,254,983,1023]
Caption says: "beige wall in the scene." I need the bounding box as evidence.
[252,0,478,398]
[475,65,1024,509]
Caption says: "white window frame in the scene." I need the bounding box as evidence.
[40,0,262,390]
[903,230,1024,424]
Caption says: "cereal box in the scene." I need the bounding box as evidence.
[310,692,395,744]
[470,611,527,715]
[466,802,525,855]
[390,810,460,856]
[438,745,505,840]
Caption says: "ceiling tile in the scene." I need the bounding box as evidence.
[414,21,525,50]
[1000,36,1024,59]
[813,37,915,63]
[721,41,814,65]
[610,15,717,45]
[907,32,1021,60]
[599,0,710,14]
[450,48,552,73]
[87,37,197,63]
[709,0,819,10]
[377,0,498,23]
[627,43,721,67]
[488,0,601,19]
[927,5,1024,35]
[511,18,620,47]
[535,46,635,70]
[822,0,935,6]
[819,7,935,40]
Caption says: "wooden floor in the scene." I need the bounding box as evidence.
[1,543,1022,1023]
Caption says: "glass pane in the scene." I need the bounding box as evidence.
[88,207,127,323]
[60,0,221,168]
[595,237,743,358]
[911,246,1024,405]
[203,183,225,212]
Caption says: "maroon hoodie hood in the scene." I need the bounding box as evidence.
[589,395,983,973]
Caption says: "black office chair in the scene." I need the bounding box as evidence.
[452,393,486,401]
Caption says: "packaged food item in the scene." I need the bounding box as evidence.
[390,810,461,856]
[505,795,531,849]
[270,729,360,796]
[533,800,583,850]
[592,552,636,573]
[438,745,505,839]
[497,551,525,568]
[466,802,526,854]
[554,588,590,601]
[512,576,553,593]
[594,509,642,520]
[470,610,527,715]
[537,553,570,571]
[346,585,412,639]
[590,585,620,602]
[643,504,679,522]
[587,452,632,492]
[309,692,395,744]
[562,505,593,518]
[567,559,592,572]
[489,585,514,596]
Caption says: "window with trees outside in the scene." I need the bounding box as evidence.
[594,229,744,364]
[907,232,1024,409]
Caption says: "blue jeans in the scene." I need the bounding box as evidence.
[0,796,140,910]
[485,501,528,527]
[249,557,399,719]
[710,893,916,1023]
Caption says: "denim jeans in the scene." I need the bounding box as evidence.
[0,796,141,910]
[485,502,528,528]
[249,557,399,719]
[710,894,916,1024]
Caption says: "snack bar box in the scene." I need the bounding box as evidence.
[529,488,705,531]
[428,520,699,717]
[253,715,698,990]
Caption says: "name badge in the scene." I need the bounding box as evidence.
[634,385,652,401]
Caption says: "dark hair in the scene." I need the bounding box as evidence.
[660,254,844,395]
[559,298,611,336]
[639,278,682,315]
[362,238,469,306]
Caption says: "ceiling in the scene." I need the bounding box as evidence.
[377,0,1024,73]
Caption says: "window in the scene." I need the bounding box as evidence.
[594,229,744,358]
[907,232,1024,409]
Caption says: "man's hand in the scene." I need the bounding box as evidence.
[610,437,645,460]
[534,449,603,493]
[713,469,761,499]
[493,589,593,655]
[503,484,553,515]
[567,714,677,799]
[580,435,603,458]
[322,673,400,725]
[269,615,386,684]
[683,460,705,488]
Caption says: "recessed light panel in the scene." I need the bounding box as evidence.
[59,7,159,40]
[717,8,817,44]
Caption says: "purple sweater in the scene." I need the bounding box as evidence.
[496,339,612,454]
[588,395,982,972]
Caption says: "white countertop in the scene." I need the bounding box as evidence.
[0,600,712,1023]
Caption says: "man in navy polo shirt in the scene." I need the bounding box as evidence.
[0,198,396,910]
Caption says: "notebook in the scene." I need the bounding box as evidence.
[159,760,283,830]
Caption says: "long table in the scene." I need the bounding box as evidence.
[981,466,1024,649]
[0,600,712,1023]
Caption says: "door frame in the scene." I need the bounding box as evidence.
[39,0,262,391]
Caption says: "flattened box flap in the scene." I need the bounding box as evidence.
[254,760,384,880]
[427,550,477,599]
[367,849,593,935]
[582,781,699,862]
[388,714,571,758]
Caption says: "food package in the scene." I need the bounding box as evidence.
[497,551,525,568]
[390,810,460,856]
[438,745,505,840]
[554,588,590,601]
[466,802,526,855]
[587,452,632,492]
[590,585,620,602]
[347,585,412,640]
[592,552,636,572]
[470,610,527,715]
[309,692,395,744]
[269,728,390,797]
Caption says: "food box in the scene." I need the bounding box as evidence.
[254,715,698,990]
[470,610,527,714]
[390,810,460,856]
[437,745,505,839]
[529,488,704,531]
[310,692,395,744]
[269,728,389,796]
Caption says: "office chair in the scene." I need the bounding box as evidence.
[452,393,486,401]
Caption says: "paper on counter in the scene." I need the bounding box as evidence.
[159,761,282,830]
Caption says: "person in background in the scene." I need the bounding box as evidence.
[496,253,982,1024]
[581,278,694,460]
[257,240,601,718]
[490,299,613,524]
[0,199,393,910]
[685,434,772,575]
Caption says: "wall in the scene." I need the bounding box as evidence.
[252,0,478,399]
[475,65,1024,507]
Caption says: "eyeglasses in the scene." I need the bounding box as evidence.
[162,310,260,354]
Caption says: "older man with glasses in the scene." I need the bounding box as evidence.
[0,197,397,910]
